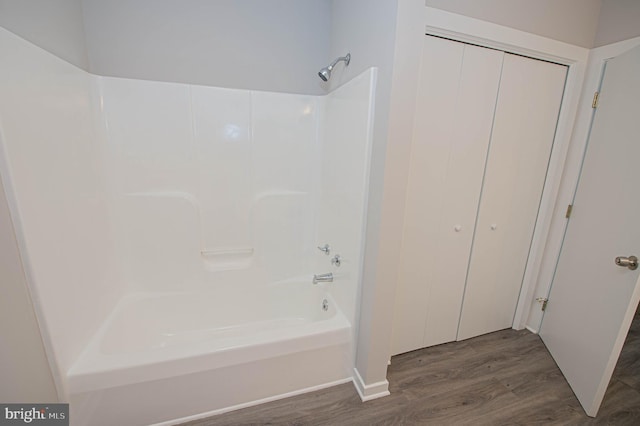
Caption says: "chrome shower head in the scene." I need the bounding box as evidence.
[318,67,331,82]
[318,53,351,82]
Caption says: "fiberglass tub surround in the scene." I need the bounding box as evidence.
[101,77,321,289]
[0,27,376,425]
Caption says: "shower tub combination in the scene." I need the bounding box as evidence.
[0,28,376,426]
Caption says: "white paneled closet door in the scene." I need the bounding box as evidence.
[392,36,504,355]
[391,36,567,355]
[457,54,567,340]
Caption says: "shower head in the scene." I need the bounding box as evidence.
[318,67,331,82]
[318,53,351,82]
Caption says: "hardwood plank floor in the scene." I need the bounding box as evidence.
[181,315,640,425]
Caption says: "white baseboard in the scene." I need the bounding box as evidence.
[157,377,353,425]
[352,368,390,402]
[525,325,539,334]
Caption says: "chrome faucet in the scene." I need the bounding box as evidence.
[313,272,333,284]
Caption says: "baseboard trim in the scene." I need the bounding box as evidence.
[156,377,353,425]
[352,368,390,402]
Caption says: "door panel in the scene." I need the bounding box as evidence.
[540,44,640,417]
[392,36,503,354]
[457,54,567,340]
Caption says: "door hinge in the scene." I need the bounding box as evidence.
[536,297,549,311]
[565,204,573,218]
[592,91,599,108]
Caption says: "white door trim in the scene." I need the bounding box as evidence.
[525,35,640,332]
[422,7,589,331]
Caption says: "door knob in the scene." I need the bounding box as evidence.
[615,255,638,270]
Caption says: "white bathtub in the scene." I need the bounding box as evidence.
[67,281,352,425]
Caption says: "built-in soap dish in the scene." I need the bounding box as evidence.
[201,247,254,271]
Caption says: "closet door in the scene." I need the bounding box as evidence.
[457,54,567,340]
[392,36,503,354]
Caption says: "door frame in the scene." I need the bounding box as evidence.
[527,36,640,332]
[422,7,589,330]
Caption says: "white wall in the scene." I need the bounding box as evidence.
[381,0,427,359]
[328,0,400,399]
[425,0,601,48]
[594,0,640,47]
[81,0,331,95]
[0,28,125,395]
[0,0,88,69]
[0,175,58,402]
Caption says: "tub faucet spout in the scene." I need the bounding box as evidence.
[313,272,333,284]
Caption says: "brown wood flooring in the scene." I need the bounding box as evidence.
[182,312,640,425]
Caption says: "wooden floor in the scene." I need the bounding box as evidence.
[182,311,640,425]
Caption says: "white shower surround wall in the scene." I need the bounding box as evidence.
[0,27,123,394]
[0,27,377,425]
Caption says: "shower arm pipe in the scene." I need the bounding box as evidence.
[327,53,351,70]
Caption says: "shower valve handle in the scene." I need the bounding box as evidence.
[317,244,330,255]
